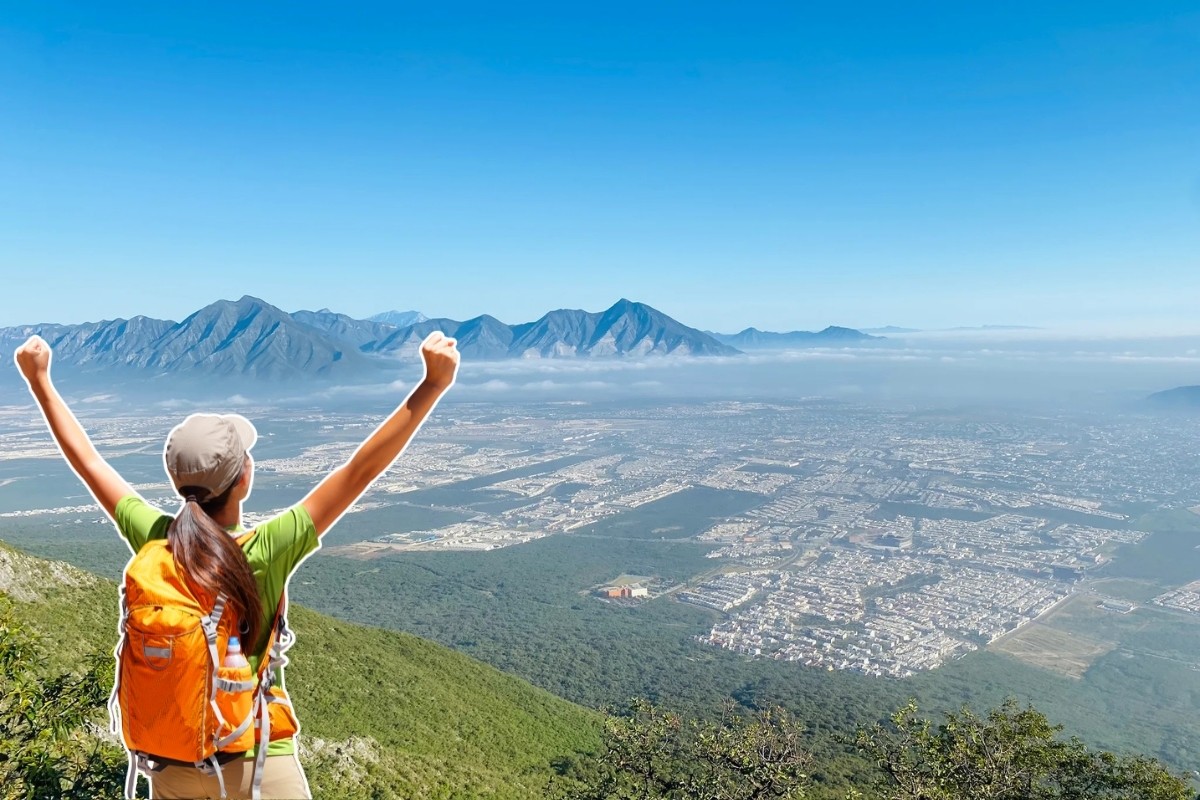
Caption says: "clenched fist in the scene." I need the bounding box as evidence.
[420,331,460,390]
[14,335,51,385]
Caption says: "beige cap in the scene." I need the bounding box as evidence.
[164,413,257,502]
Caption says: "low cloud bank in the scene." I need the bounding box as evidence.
[56,333,1194,412]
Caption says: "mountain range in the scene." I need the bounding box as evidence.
[708,325,879,348]
[0,297,877,382]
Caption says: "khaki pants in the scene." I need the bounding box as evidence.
[148,753,311,799]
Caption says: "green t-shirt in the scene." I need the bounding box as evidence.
[114,495,320,758]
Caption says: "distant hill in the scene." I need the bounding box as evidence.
[290,307,398,349]
[510,298,738,358]
[0,297,740,382]
[0,315,177,369]
[141,297,376,380]
[368,310,428,327]
[709,325,879,349]
[0,296,372,382]
[1147,385,1200,409]
[365,299,738,359]
[0,539,601,799]
[368,314,518,360]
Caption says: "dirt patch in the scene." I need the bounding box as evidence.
[991,623,1115,679]
[0,549,40,601]
[301,735,380,785]
[321,541,408,560]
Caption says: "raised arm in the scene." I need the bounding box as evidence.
[302,331,460,536]
[14,335,135,518]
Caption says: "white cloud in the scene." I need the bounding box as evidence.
[265,332,1200,407]
[78,393,118,404]
[310,378,411,399]
[465,358,661,377]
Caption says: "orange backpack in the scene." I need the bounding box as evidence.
[107,531,300,800]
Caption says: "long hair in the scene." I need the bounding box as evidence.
[168,476,263,649]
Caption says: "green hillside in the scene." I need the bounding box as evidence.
[0,539,602,799]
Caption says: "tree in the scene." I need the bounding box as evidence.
[0,596,128,800]
[854,699,1193,800]
[550,699,812,800]
[556,697,1195,800]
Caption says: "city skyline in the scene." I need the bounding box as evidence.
[3,2,1198,334]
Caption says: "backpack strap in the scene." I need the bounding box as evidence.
[249,594,294,800]
[203,528,261,754]
[200,592,233,736]
[205,753,228,800]
[211,528,266,754]
[222,527,297,800]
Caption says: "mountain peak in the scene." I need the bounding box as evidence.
[138,296,370,380]
[184,295,277,317]
[502,299,737,358]
[605,298,638,312]
[368,310,428,327]
[233,295,270,307]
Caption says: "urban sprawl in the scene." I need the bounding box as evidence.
[1,399,1197,679]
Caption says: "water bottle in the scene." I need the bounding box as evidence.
[224,636,250,669]
[218,634,254,748]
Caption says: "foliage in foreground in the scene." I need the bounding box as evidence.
[856,699,1193,800]
[552,698,811,800]
[553,698,1196,800]
[0,597,128,800]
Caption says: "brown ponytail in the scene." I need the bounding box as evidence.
[168,479,263,649]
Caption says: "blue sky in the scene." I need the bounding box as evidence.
[1,1,1197,333]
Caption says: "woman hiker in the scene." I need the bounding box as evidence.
[13,330,460,799]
